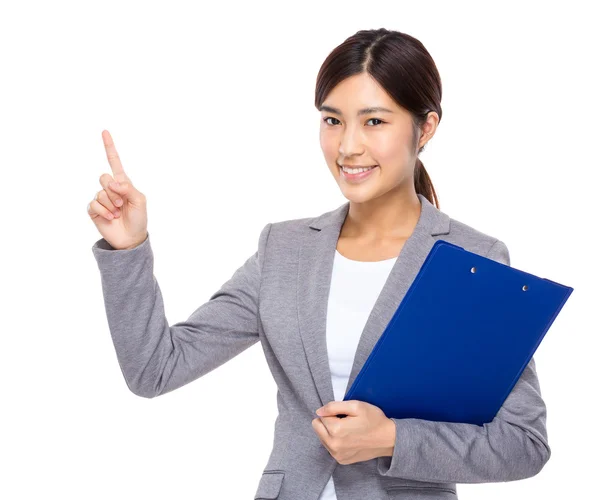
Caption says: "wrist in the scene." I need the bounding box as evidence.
[381,418,396,457]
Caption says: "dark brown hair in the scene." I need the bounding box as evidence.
[315,28,443,209]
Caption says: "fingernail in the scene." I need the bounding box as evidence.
[110,182,120,189]
[114,198,122,206]
[113,209,120,216]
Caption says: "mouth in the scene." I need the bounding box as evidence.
[338,163,378,170]
[338,164,379,182]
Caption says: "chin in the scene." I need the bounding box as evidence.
[339,187,380,204]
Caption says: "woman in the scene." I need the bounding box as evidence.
[88,28,550,500]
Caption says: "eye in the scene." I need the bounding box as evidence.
[322,117,385,126]
[323,117,340,126]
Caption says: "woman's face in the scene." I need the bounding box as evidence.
[319,72,437,204]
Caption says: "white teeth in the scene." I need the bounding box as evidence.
[341,166,375,174]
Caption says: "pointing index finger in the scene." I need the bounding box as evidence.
[102,130,126,181]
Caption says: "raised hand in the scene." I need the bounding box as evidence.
[87,130,148,250]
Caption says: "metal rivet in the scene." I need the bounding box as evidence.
[471,266,477,273]
[522,285,529,291]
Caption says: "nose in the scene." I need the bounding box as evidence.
[338,123,365,158]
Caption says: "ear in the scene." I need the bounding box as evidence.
[418,111,440,149]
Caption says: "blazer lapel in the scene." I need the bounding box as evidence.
[296,194,450,407]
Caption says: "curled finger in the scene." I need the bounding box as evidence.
[88,198,115,221]
[96,189,121,217]
[99,173,124,208]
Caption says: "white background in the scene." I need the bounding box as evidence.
[1,0,597,498]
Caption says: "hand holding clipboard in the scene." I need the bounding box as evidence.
[343,240,574,426]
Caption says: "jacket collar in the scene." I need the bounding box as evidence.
[297,193,450,407]
[309,193,449,235]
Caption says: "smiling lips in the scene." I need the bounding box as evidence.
[339,163,378,169]
[338,164,379,182]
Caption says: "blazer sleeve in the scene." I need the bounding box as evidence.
[376,239,551,483]
[91,222,272,398]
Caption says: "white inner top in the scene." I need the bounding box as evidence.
[318,249,398,500]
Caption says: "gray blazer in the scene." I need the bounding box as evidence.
[92,193,550,500]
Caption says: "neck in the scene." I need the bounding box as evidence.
[341,189,422,241]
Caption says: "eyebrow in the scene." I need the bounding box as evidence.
[319,105,395,116]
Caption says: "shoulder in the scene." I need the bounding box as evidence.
[267,205,336,237]
[262,214,319,255]
[446,217,501,252]
[444,216,510,265]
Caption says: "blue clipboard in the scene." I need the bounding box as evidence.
[343,240,574,426]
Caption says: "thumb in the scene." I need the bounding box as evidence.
[109,180,144,204]
[316,401,358,417]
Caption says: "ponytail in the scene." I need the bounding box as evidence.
[414,157,440,210]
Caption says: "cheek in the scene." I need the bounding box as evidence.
[374,136,414,173]
[375,135,408,162]
[320,134,338,161]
